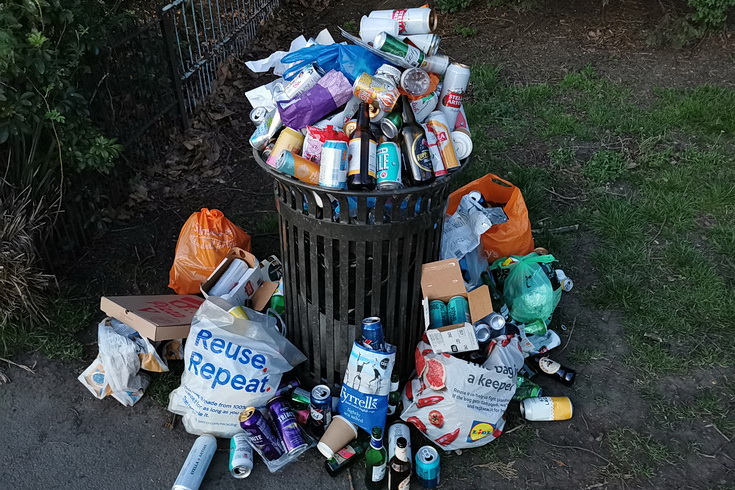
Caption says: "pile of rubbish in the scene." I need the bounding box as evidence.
[75,7,579,490]
[246,9,470,191]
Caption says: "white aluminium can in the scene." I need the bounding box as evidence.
[368,8,438,35]
[229,433,254,479]
[171,434,217,490]
[438,63,471,130]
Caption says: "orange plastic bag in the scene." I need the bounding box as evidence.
[447,174,534,261]
[168,209,251,294]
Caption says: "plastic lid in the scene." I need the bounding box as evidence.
[317,441,335,459]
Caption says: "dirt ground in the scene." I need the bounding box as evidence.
[2,1,733,489]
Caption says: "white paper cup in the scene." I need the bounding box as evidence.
[451,130,473,159]
[317,415,358,458]
[360,16,399,44]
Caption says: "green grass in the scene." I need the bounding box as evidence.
[147,369,183,407]
[605,427,675,479]
[0,297,92,361]
[454,25,478,37]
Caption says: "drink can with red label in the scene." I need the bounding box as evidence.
[410,91,439,123]
[368,8,437,35]
[438,63,470,129]
[426,111,460,171]
[421,123,447,177]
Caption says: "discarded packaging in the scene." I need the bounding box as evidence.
[100,295,204,341]
[229,433,254,478]
[172,434,216,490]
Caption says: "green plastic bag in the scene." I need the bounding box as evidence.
[490,253,562,324]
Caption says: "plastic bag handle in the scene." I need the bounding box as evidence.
[490,176,515,189]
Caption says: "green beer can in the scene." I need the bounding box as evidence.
[373,32,425,68]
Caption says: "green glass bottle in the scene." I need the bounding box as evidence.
[387,373,401,416]
[365,426,387,490]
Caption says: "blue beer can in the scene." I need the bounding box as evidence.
[319,140,349,189]
[360,316,386,352]
[416,445,440,489]
[376,142,402,190]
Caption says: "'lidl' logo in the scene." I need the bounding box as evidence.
[467,421,495,442]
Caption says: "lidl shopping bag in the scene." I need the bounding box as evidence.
[401,336,524,450]
[169,208,251,294]
[448,174,534,261]
[337,341,396,434]
[168,298,306,437]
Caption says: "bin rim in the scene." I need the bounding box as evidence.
[253,148,471,197]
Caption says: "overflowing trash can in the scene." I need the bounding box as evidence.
[255,150,466,388]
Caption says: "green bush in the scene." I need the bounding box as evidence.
[687,0,735,28]
[436,0,474,14]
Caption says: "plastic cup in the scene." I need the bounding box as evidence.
[360,16,399,44]
[316,415,358,459]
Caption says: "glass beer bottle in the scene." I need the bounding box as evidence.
[347,102,377,190]
[365,426,387,490]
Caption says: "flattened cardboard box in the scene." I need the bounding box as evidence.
[100,295,204,341]
[421,258,493,354]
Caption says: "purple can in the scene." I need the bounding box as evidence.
[267,396,308,454]
[238,407,285,461]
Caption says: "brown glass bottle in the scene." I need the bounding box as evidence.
[347,102,377,190]
[399,97,434,186]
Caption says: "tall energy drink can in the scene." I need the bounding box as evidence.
[310,384,333,428]
[228,433,254,479]
[171,434,217,490]
[388,422,412,462]
[426,111,460,171]
[438,63,471,129]
[376,141,402,190]
[369,8,438,35]
[277,150,320,185]
[267,396,309,454]
[360,316,386,352]
[238,407,285,461]
[319,140,349,189]
[415,445,440,489]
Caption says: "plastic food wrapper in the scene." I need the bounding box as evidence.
[490,253,562,324]
[277,70,353,130]
[337,341,396,434]
[168,208,251,295]
[78,318,165,406]
[518,328,561,357]
[302,125,349,163]
[168,298,307,437]
[281,42,385,83]
[244,29,335,76]
[440,193,508,287]
[401,335,524,450]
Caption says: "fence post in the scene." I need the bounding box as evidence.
[160,7,190,129]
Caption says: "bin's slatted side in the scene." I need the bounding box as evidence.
[323,235,336,387]
[338,236,351,383]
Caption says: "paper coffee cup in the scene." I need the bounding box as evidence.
[317,415,358,459]
[359,16,399,44]
[451,130,473,160]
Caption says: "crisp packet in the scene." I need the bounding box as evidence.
[302,125,349,163]
[277,70,353,130]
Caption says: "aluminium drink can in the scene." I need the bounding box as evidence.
[228,433,254,479]
[421,122,447,177]
[319,140,349,189]
[376,142,402,190]
[274,379,300,397]
[309,384,333,428]
[283,63,323,99]
[410,91,439,123]
[446,295,470,324]
[415,445,441,489]
[421,54,450,76]
[373,32,426,68]
[399,33,441,56]
[353,72,400,113]
[426,111,460,171]
[266,127,304,167]
[428,300,448,328]
[380,109,403,139]
[277,150,320,185]
[369,8,437,35]
[438,63,471,129]
[267,396,309,454]
[171,434,217,490]
[360,316,386,352]
[250,106,268,126]
[238,407,285,461]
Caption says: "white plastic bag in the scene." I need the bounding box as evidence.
[401,335,524,450]
[168,298,306,437]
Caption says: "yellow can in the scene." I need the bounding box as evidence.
[228,306,250,320]
[266,127,304,168]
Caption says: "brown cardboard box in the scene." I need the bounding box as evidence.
[100,295,204,341]
[420,259,493,354]
[201,248,277,312]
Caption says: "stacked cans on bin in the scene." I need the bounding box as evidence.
[248,7,473,192]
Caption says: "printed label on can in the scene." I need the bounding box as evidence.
[442,91,464,109]
[392,9,407,31]
[372,462,387,482]
[347,138,377,178]
[412,135,432,172]
[538,358,561,375]
[377,143,401,184]
[404,45,422,66]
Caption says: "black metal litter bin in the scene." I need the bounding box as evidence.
[254,150,468,388]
